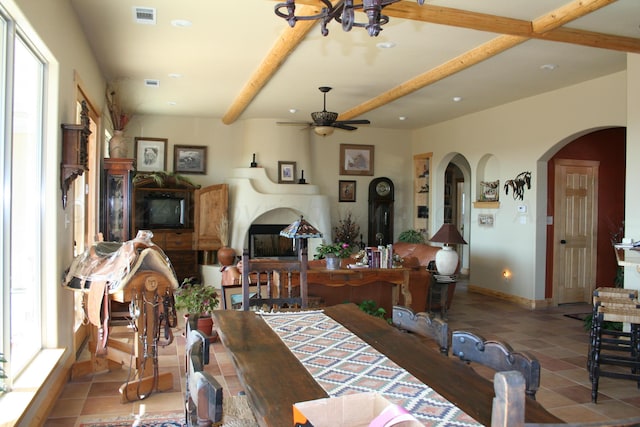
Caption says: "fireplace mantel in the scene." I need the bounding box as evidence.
[227,168,330,256]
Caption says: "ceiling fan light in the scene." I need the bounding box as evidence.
[311,110,338,125]
[314,126,334,136]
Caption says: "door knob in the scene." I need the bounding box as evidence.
[560,239,567,244]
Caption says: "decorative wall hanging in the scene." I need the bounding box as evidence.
[504,171,531,200]
[480,180,499,202]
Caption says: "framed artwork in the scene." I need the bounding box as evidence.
[480,180,500,201]
[222,284,258,310]
[174,145,207,174]
[339,180,356,202]
[340,144,374,176]
[278,161,297,183]
[134,137,167,172]
[478,213,495,227]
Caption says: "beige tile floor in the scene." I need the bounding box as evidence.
[44,282,640,426]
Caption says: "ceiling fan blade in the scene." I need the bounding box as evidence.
[335,119,370,125]
[333,123,358,131]
[276,121,313,126]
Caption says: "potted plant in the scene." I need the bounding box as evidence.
[314,241,353,270]
[398,229,426,244]
[174,277,219,336]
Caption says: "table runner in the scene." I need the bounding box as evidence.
[261,311,482,427]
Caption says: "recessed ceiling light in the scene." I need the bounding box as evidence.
[289,108,298,114]
[171,19,192,28]
[168,101,177,106]
[540,63,558,71]
[168,73,182,78]
[376,41,396,49]
[398,116,407,121]
[452,96,463,102]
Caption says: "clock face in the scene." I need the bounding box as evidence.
[376,181,391,197]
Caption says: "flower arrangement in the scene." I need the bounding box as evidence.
[314,241,352,259]
[174,277,219,315]
[105,84,131,131]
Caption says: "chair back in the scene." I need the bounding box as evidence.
[392,305,449,354]
[241,248,308,310]
[452,330,540,399]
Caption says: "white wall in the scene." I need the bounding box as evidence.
[412,71,627,301]
[624,54,640,292]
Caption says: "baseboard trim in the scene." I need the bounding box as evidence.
[467,285,553,310]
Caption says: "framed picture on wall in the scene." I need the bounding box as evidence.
[174,145,207,174]
[135,137,167,172]
[222,284,258,310]
[339,180,356,202]
[340,144,374,176]
[278,161,297,183]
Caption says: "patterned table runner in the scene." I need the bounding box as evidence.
[261,311,482,427]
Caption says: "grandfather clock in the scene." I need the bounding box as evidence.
[368,177,394,246]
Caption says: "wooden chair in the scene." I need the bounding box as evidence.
[392,305,449,354]
[452,330,540,399]
[491,371,640,427]
[241,248,308,311]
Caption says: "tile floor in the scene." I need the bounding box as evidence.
[44,282,640,426]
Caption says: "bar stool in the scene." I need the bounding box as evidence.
[590,305,640,403]
[588,287,639,375]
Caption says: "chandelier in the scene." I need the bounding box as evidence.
[275,0,426,37]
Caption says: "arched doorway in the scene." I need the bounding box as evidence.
[545,127,625,303]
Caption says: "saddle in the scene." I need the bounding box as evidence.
[63,230,178,355]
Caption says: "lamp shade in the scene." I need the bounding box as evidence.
[280,216,323,239]
[430,224,466,275]
[430,223,467,245]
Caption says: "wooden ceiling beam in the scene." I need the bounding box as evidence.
[286,0,640,53]
[222,5,318,125]
[339,0,617,121]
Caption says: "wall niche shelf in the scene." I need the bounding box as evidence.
[473,201,500,209]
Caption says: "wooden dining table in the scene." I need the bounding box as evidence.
[213,303,562,427]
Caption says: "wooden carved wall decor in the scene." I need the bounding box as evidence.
[60,100,91,208]
[503,171,531,201]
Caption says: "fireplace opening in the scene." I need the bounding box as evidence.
[248,224,297,259]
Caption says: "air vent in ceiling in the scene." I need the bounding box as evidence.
[144,79,160,87]
[134,7,156,24]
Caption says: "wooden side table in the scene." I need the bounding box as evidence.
[428,273,457,319]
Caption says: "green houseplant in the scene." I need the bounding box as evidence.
[175,277,219,336]
[315,241,353,270]
[398,229,426,244]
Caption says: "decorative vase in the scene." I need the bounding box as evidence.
[217,246,236,266]
[325,255,341,270]
[108,130,127,158]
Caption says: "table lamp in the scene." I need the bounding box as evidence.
[429,223,467,275]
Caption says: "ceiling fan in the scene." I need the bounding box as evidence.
[277,86,370,136]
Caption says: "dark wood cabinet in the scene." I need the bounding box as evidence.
[131,176,199,282]
[102,158,135,242]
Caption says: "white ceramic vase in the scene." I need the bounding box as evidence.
[108,130,127,158]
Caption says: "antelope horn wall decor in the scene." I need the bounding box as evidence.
[503,171,531,201]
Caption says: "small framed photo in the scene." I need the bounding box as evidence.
[278,161,297,183]
[135,137,167,172]
[480,180,500,201]
[478,213,495,227]
[174,145,207,174]
[222,284,258,310]
[340,144,374,176]
[339,180,356,202]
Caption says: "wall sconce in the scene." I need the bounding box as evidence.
[503,270,512,280]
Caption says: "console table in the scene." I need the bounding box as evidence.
[213,304,561,427]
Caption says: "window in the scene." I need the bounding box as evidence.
[1,6,46,385]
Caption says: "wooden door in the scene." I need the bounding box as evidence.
[553,159,599,304]
[194,183,229,250]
